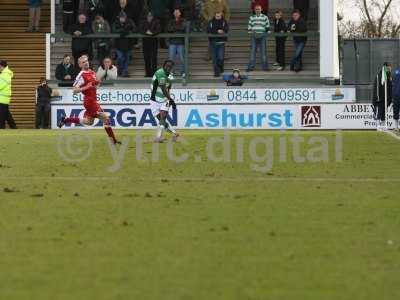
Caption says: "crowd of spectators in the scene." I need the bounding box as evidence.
[55,0,311,80]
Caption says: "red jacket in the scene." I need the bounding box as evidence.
[251,0,269,13]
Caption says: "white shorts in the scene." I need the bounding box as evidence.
[150,100,169,117]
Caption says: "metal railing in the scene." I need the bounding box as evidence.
[49,31,320,85]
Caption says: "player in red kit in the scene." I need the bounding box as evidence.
[58,55,119,144]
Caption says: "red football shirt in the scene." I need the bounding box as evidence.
[73,70,99,102]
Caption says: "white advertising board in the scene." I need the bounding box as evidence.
[51,103,391,130]
[52,87,356,105]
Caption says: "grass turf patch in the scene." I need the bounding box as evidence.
[0,130,399,300]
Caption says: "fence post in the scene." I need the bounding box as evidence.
[183,24,190,86]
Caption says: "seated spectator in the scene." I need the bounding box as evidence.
[167,8,188,77]
[250,0,268,14]
[247,4,270,72]
[62,0,76,34]
[55,54,78,82]
[27,0,42,32]
[223,69,247,86]
[293,0,309,21]
[96,57,118,81]
[140,12,161,77]
[92,14,111,63]
[71,14,93,63]
[288,9,307,72]
[148,0,173,49]
[273,10,287,71]
[112,11,136,77]
[207,11,229,77]
[202,0,230,22]
[35,78,52,129]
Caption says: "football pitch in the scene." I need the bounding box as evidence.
[0,129,400,300]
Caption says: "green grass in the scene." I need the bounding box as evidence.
[0,129,400,300]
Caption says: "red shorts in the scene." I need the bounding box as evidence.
[83,99,102,119]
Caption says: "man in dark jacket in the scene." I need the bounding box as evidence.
[124,0,145,28]
[393,67,400,131]
[288,9,307,72]
[140,12,162,77]
[113,11,136,77]
[55,54,77,82]
[62,0,77,33]
[167,8,188,76]
[148,0,171,48]
[373,62,393,130]
[71,14,93,63]
[103,0,119,24]
[273,10,287,70]
[36,78,52,129]
[207,11,229,77]
[293,0,309,21]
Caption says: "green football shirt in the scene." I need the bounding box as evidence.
[151,68,172,103]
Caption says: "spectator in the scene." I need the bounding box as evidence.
[167,8,188,77]
[27,0,42,32]
[92,14,111,63]
[35,78,52,129]
[86,0,105,23]
[250,0,268,14]
[112,11,136,77]
[207,11,229,77]
[223,69,247,86]
[0,60,16,129]
[193,0,205,31]
[148,0,172,49]
[202,0,230,22]
[288,9,307,72]
[393,67,400,131]
[103,0,120,25]
[140,12,161,77]
[55,54,78,82]
[174,0,196,29]
[123,0,145,28]
[293,0,309,21]
[373,62,393,130]
[62,0,76,34]
[247,4,270,72]
[97,57,118,81]
[273,10,287,71]
[71,14,93,63]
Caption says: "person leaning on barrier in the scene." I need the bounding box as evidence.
[373,62,393,130]
[91,14,112,63]
[391,66,400,131]
[0,60,17,129]
[246,4,270,72]
[167,8,189,77]
[207,11,229,77]
[140,11,162,77]
[71,13,93,63]
[273,10,287,71]
[288,9,307,73]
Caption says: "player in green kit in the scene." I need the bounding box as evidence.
[150,60,180,142]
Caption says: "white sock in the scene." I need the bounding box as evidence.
[156,125,164,139]
[395,120,399,129]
